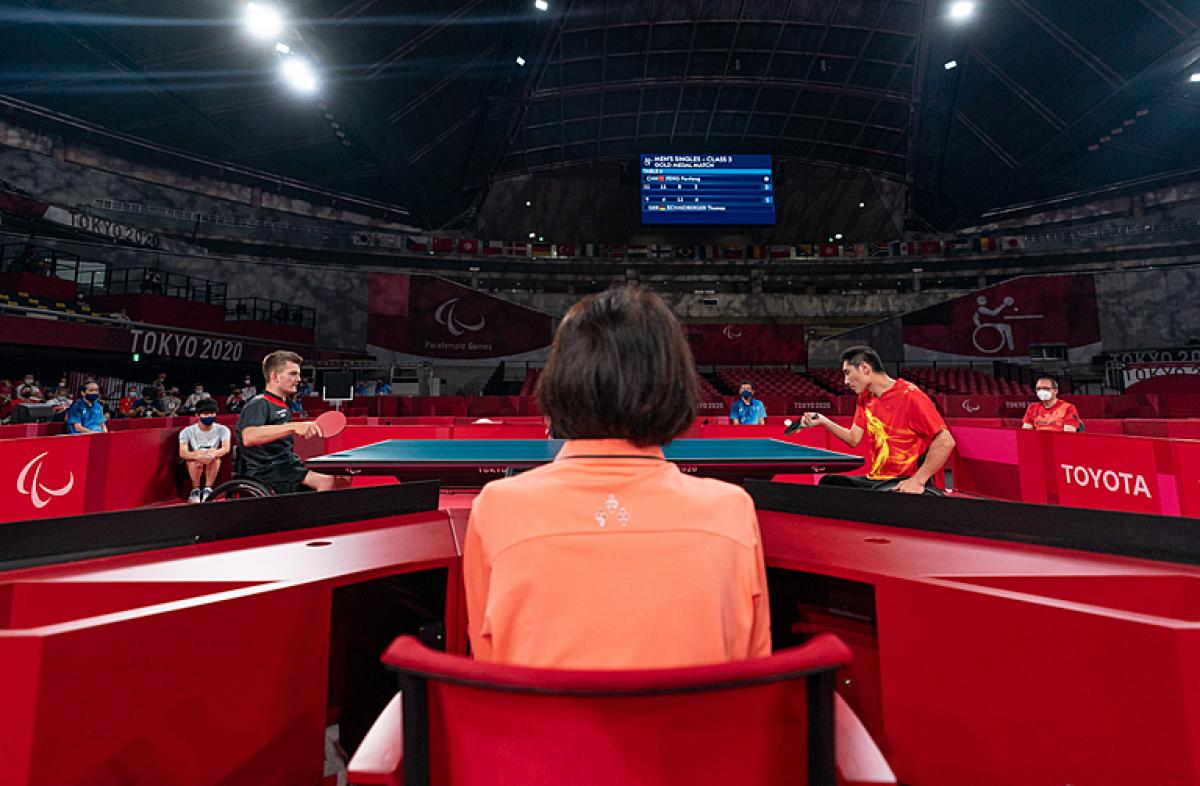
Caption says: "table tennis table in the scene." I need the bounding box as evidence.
[307,438,863,487]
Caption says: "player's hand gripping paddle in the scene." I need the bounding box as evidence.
[314,409,347,438]
[783,412,819,436]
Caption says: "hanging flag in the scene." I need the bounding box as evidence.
[844,243,866,257]
[918,240,943,256]
[431,237,455,253]
[405,235,430,253]
[895,241,917,256]
[649,244,673,258]
[944,239,971,255]
[1001,236,1027,252]
[769,245,792,259]
[505,240,529,257]
[457,238,479,255]
[582,243,599,257]
[627,244,649,260]
[972,236,999,253]
[604,244,627,259]
[867,242,892,258]
[793,243,814,258]
[721,244,746,259]
[818,243,841,258]
[556,242,576,257]
[675,245,696,260]
[748,244,768,259]
[531,242,553,258]
[482,240,504,256]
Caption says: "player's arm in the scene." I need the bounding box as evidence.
[906,428,955,488]
[241,421,320,446]
[803,412,863,447]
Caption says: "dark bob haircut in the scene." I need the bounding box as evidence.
[537,285,698,447]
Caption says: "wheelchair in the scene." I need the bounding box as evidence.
[204,446,275,501]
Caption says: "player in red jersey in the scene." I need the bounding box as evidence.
[801,345,955,494]
[1022,377,1081,432]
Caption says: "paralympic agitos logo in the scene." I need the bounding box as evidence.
[17,451,76,509]
[434,298,486,337]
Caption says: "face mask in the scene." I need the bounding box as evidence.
[740,390,752,400]
[23,378,33,385]
[199,416,216,425]
[85,393,100,403]
[194,389,203,394]
[1037,390,1053,402]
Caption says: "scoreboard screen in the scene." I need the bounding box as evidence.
[640,154,775,226]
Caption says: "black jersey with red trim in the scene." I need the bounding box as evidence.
[235,392,302,476]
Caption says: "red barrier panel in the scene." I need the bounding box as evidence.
[951,426,1192,516]
[94,429,186,512]
[451,424,550,440]
[0,435,92,523]
[1175,441,1200,518]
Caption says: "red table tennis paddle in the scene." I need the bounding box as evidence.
[314,409,347,438]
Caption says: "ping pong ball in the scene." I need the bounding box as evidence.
[784,419,793,427]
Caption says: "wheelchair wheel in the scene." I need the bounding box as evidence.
[205,477,274,501]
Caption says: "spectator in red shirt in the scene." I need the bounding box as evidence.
[1022,377,1081,432]
[801,346,955,494]
[117,385,140,418]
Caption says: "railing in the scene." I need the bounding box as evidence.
[105,266,226,305]
[0,242,109,292]
[226,296,315,329]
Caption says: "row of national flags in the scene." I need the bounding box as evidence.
[351,231,1029,259]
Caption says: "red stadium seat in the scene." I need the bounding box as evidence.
[346,634,887,786]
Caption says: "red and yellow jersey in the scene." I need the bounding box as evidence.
[853,379,947,480]
[1022,399,1081,431]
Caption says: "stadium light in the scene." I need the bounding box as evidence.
[281,56,318,94]
[528,231,536,238]
[274,42,290,54]
[1190,73,1200,83]
[244,3,284,40]
[515,55,527,66]
[944,60,958,70]
[534,0,549,10]
[947,1,975,22]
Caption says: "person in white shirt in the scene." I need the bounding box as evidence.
[48,386,73,415]
[161,386,183,416]
[240,376,257,400]
[181,383,213,413]
[178,399,231,503]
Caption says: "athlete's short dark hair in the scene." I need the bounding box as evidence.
[194,398,219,414]
[262,350,303,381]
[538,285,698,447]
[841,345,885,373]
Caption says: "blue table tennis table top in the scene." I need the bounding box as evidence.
[308,439,863,477]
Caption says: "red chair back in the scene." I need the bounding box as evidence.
[376,634,851,786]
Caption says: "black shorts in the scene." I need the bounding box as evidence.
[819,474,945,496]
[247,461,310,494]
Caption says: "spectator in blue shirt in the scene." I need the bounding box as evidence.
[730,381,766,425]
[66,380,108,434]
[375,378,392,395]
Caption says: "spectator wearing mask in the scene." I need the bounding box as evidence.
[161,387,183,416]
[179,399,230,503]
[0,381,13,422]
[118,385,140,418]
[49,386,73,415]
[132,386,166,418]
[66,380,107,434]
[375,378,392,395]
[17,375,42,400]
[297,377,313,397]
[240,376,257,399]
[182,383,212,414]
[730,381,766,425]
[225,386,246,414]
[1022,377,1082,432]
[153,372,169,391]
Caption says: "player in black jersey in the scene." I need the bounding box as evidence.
[235,350,350,493]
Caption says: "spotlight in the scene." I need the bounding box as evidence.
[528,231,536,238]
[274,42,290,54]
[858,202,865,208]
[515,55,527,66]
[534,0,549,9]
[948,1,975,21]
[944,60,958,70]
[244,3,284,40]
[835,233,843,240]
[281,57,318,94]
[1190,73,1200,83]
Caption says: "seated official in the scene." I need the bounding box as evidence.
[236,350,350,493]
[1022,377,1081,432]
[801,345,954,494]
[131,386,166,418]
[66,380,107,434]
[464,285,771,670]
[730,380,766,424]
[179,399,231,503]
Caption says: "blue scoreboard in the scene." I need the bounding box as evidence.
[640,154,776,226]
